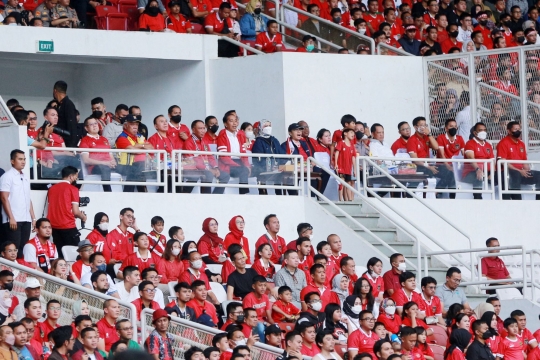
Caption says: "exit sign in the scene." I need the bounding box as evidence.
[36,40,54,53]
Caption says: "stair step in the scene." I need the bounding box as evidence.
[354,229,397,242]
[335,215,381,228]
[371,242,415,255]
[319,202,366,216]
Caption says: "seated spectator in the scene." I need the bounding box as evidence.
[391,121,411,155]
[377,298,402,335]
[242,276,273,340]
[314,330,343,360]
[399,25,421,55]
[418,276,445,326]
[255,214,286,263]
[441,24,462,53]
[102,104,129,147]
[354,278,379,319]
[157,239,184,284]
[71,315,92,354]
[445,328,471,360]
[461,122,495,199]
[226,249,258,300]
[178,250,216,296]
[115,116,154,193]
[141,268,165,308]
[297,322,319,357]
[144,309,174,360]
[401,302,433,337]
[251,120,286,193]
[183,120,229,194]
[362,257,385,301]
[272,286,300,323]
[297,237,314,279]
[392,271,421,316]
[216,110,251,193]
[486,297,504,334]
[165,1,192,33]
[23,218,58,273]
[480,311,501,355]
[296,35,317,52]
[340,256,358,294]
[0,242,31,269]
[72,328,103,360]
[221,301,243,330]
[323,303,348,341]
[81,253,120,299]
[420,25,442,54]
[89,97,113,132]
[117,232,161,279]
[211,333,231,359]
[112,319,140,354]
[205,2,237,55]
[369,123,395,165]
[481,237,512,294]
[398,326,424,359]
[275,250,307,309]
[105,207,137,267]
[164,105,189,149]
[286,223,314,253]
[446,303,465,330]
[330,274,349,307]
[347,309,378,358]
[35,300,61,350]
[255,20,284,53]
[197,218,227,264]
[50,258,81,285]
[132,281,161,321]
[435,267,472,316]
[10,321,40,360]
[86,212,108,258]
[505,310,538,352]
[48,326,74,360]
[164,282,196,320]
[224,216,251,263]
[300,264,332,311]
[252,243,275,282]
[71,240,94,281]
[33,0,58,27]
[187,280,218,326]
[116,266,140,303]
[297,292,326,333]
[239,0,267,41]
[139,0,166,31]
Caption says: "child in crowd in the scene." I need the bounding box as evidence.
[148,216,167,257]
[415,326,435,360]
[242,275,274,340]
[334,128,357,201]
[272,286,300,323]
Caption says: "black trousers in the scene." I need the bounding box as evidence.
[1,222,31,258]
[504,169,540,200]
[229,159,250,194]
[70,0,94,27]
[52,228,80,259]
[416,164,456,198]
[118,162,146,193]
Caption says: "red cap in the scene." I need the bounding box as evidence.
[152,309,171,323]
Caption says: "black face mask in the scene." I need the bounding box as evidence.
[402,135,410,140]
[482,330,492,340]
[210,124,219,133]
[171,115,182,123]
[504,20,512,26]
[254,8,261,14]
[92,110,103,119]
[478,20,487,26]
[448,128,458,136]
[355,131,364,140]
[236,315,244,323]
[517,36,525,43]
[449,30,459,38]
[3,282,13,292]
[512,130,522,138]
[119,116,127,124]
[148,6,159,15]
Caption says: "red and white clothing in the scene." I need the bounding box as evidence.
[79,134,113,171]
[166,122,191,150]
[498,337,525,360]
[47,181,79,229]
[487,335,502,358]
[495,80,518,96]
[189,0,212,15]
[147,230,167,258]
[119,250,161,273]
[178,268,211,290]
[417,293,442,317]
[165,14,192,33]
[391,137,408,155]
[300,343,321,357]
[300,283,332,311]
[271,300,300,323]
[203,132,217,145]
[463,138,494,178]
[441,38,462,54]
[251,259,276,282]
[362,272,385,298]
[402,316,429,330]
[86,228,108,259]
[97,318,119,352]
[71,259,91,280]
[242,292,271,322]
[187,299,218,324]
[407,132,431,158]
[330,252,347,273]
[401,347,426,360]
[392,288,422,308]
[148,133,176,158]
[496,136,527,170]
[298,256,314,280]
[364,12,384,32]
[210,0,237,10]
[436,134,465,159]
[255,233,286,263]
[348,328,378,358]
[377,313,402,334]
[255,31,285,53]
[23,236,58,273]
[131,298,161,321]
[183,135,219,170]
[445,347,465,360]
[216,129,250,172]
[335,140,356,176]
[204,11,234,33]
[106,226,135,263]
[157,259,185,284]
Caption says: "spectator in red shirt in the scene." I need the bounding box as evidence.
[391,121,411,155]
[132,281,161,321]
[157,239,185,284]
[205,2,238,56]
[383,253,407,297]
[400,326,427,359]
[242,275,273,339]
[79,117,116,192]
[334,128,357,201]
[117,232,161,279]
[187,280,219,325]
[441,23,462,53]
[204,116,219,145]
[198,217,227,264]
[255,214,286,263]
[224,216,251,264]
[139,0,165,31]
[166,105,190,150]
[481,237,512,294]
[255,20,285,53]
[296,35,316,52]
[148,116,175,162]
[435,119,465,199]
[299,322,320,357]
[461,122,495,199]
[166,1,193,33]
[445,328,471,360]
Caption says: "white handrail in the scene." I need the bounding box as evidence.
[497,159,540,197]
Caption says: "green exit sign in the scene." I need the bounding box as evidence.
[36,40,54,53]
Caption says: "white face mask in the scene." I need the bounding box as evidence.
[245,131,254,139]
[351,305,362,314]
[477,131,487,140]
[358,28,366,34]
[172,248,181,256]
[262,126,272,136]
[310,301,322,312]
[191,260,203,269]
[308,233,314,240]
[385,306,396,315]
[188,248,197,253]
[235,339,247,347]
[397,263,407,272]
[98,222,109,232]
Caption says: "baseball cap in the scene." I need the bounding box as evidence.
[25,278,42,289]
[405,25,417,31]
[288,123,304,132]
[125,114,141,123]
[196,313,216,328]
[168,0,180,7]
[265,324,282,336]
[78,239,93,251]
[523,20,535,30]
[152,309,171,324]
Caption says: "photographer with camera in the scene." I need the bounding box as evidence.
[53,80,79,147]
[47,166,87,258]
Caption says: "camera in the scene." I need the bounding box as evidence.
[41,120,71,137]
[79,197,90,207]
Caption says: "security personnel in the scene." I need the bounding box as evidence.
[33,0,60,26]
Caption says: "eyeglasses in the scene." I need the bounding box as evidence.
[143,288,156,293]
[29,117,37,121]
[81,248,94,253]
[451,278,462,283]
[26,329,34,334]
[426,286,436,290]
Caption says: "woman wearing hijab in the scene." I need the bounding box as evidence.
[469,303,494,331]
[480,310,502,357]
[342,295,362,331]
[329,274,349,308]
[239,0,268,41]
[139,0,165,31]
[197,218,227,264]
[444,328,471,360]
[323,303,349,342]
[224,215,251,264]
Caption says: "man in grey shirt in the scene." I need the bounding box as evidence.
[275,250,307,309]
[435,266,472,317]
[102,104,129,147]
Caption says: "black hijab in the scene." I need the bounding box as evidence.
[480,311,498,335]
[93,212,108,237]
[444,329,471,359]
[343,295,361,319]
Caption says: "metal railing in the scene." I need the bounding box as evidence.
[528,249,540,302]
[497,159,540,198]
[140,308,284,360]
[307,156,421,275]
[219,36,265,56]
[377,42,412,56]
[0,257,137,335]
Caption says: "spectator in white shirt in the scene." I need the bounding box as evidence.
[141,268,165,308]
[1,149,36,258]
[456,12,472,43]
[116,266,141,303]
[369,123,395,163]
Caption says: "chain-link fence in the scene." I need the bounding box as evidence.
[141,309,284,360]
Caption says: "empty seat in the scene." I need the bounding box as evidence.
[95,5,128,30]
[428,325,448,346]
[191,23,206,34]
[62,246,79,263]
[496,287,522,300]
[210,281,227,303]
[429,344,445,360]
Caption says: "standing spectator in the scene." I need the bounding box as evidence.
[198,218,227,265]
[47,166,87,257]
[48,326,74,360]
[435,267,472,316]
[53,81,78,147]
[96,300,120,353]
[275,250,307,309]
[251,120,286,194]
[90,97,114,133]
[481,237,512,294]
[382,253,407,297]
[255,214,286,263]
[224,216,250,264]
[334,128,356,202]
[226,250,258,300]
[102,104,129,147]
[239,0,267,41]
[466,320,495,360]
[217,110,250,194]
[1,149,35,258]
[23,218,58,273]
[145,309,174,360]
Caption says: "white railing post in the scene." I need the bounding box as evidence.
[519,48,529,153]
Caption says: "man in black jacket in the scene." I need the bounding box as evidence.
[53,80,79,147]
[466,320,495,360]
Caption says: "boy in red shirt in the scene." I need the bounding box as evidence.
[393,271,422,316]
[255,20,285,53]
[211,333,232,360]
[499,318,526,360]
[242,275,274,339]
[400,326,426,360]
[118,232,161,279]
[334,128,356,202]
[272,286,300,323]
[147,216,167,258]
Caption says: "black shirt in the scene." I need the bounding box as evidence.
[227,268,258,299]
[295,311,326,333]
[56,95,79,147]
[466,340,495,360]
[420,40,443,55]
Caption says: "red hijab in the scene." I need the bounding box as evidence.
[201,217,223,246]
[228,215,244,240]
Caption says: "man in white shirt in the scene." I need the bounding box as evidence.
[116,266,141,303]
[369,123,395,162]
[80,252,120,299]
[456,12,472,43]
[142,268,165,308]
[1,149,36,258]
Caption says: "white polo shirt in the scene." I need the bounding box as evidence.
[0,167,32,223]
[226,130,241,159]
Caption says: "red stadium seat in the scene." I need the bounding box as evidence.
[118,0,139,31]
[276,322,294,333]
[429,344,445,360]
[334,343,348,359]
[95,5,128,30]
[191,23,206,34]
[428,325,449,347]
[22,0,40,11]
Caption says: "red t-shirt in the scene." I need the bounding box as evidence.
[330,252,347,273]
[255,234,286,263]
[407,133,431,158]
[347,328,378,358]
[106,227,135,263]
[47,181,79,229]
[441,38,462,54]
[35,320,59,344]
[86,228,108,260]
[251,259,276,281]
[474,24,493,49]
[148,133,175,157]
[97,318,120,352]
[204,12,233,33]
[463,138,494,177]
[255,32,285,53]
[364,12,384,31]
[402,347,426,360]
[187,299,218,324]
[157,259,185,284]
[298,256,314,280]
[242,292,271,322]
[139,13,165,31]
[190,0,212,14]
[335,140,356,176]
[79,135,113,163]
[119,250,161,273]
[383,268,401,297]
[301,343,321,357]
[197,237,226,263]
[417,294,443,317]
[481,256,509,280]
[487,335,502,357]
[391,137,408,154]
[436,134,465,159]
[271,300,300,323]
[178,268,211,290]
[496,136,527,170]
[402,316,429,330]
[377,313,402,334]
[362,273,385,297]
[392,288,422,307]
[166,123,191,150]
[300,284,332,310]
[165,14,192,33]
[498,337,525,360]
[131,298,161,320]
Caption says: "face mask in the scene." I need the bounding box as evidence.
[310,301,322,312]
[235,339,247,347]
[171,115,182,123]
[4,334,15,346]
[188,247,197,253]
[351,305,362,314]
[512,130,522,138]
[482,330,492,340]
[98,222,109,232]
[191,260,203,269]
[210,124,219,133]
[92,111,103,119]
[3,283,13,292]
[358,28,366,34]
[333,17,341,24]
[306,44,315,52]
[254,8,261,14]
[504,20,512,26]
[96,264,107,272]
[148,6,159,15]
[236,315,245,323]
[385,306,396,315]
[355,131,365,140]
[8,23,18,26]
[448,128,457,136]
[172,248,181,256]
[397,263,407,272]
[477,131,487,140]
[245,131,254,139]
[402,135,410,140]
[449,30,459,38]
[119,116,127,124]
[4,298,12,308]
[262,126,272,135]
[479,20,487,26]
[517,36,525,43]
